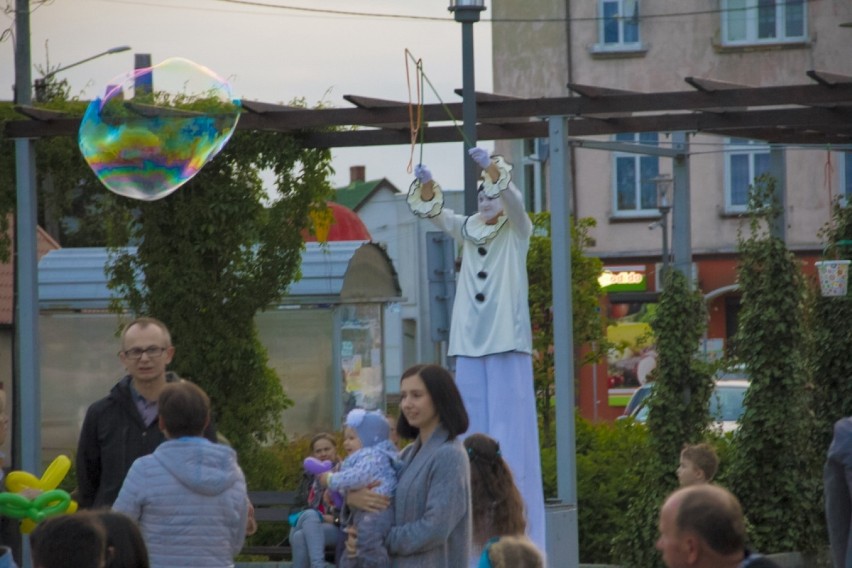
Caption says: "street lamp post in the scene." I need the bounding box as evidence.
[449,0,485,215]
[13,46,132,559]
[652,174,674,283]
[34,45,131,102]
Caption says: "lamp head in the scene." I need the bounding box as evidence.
[449,0,486,22]
[651,174,673,213]
[449,0,485,9]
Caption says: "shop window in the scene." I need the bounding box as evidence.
[340,304,384,415]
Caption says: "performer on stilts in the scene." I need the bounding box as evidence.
[407,148,547,556]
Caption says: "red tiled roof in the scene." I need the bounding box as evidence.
[0,219,61,325]
[303,202,371,242]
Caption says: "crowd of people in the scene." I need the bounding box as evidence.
[6,318,784,568]
[17,349,784,568]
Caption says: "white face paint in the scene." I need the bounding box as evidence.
[478,191,504,224]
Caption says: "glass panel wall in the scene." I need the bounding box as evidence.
[257,307,334,436]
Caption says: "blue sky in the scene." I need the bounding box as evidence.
[1,0,493,193]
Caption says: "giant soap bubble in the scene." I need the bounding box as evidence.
[78,57,241,201]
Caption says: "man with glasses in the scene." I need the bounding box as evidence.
[75,317,217,508]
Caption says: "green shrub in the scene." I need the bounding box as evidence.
[575,417,649,564]
[542,415,652,564]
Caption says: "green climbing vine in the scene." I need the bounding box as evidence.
[726,174,821,554]
[612,266,711,568]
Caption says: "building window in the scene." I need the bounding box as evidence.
[612,132,659,217]
[721,0,806,46]
[515,138,547,214]
[594,0,641,52]
[725,138,770,212]
[842,152,852,206]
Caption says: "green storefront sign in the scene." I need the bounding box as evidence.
[599,266,647,293]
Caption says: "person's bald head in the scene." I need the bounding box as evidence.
[656,484,747,568]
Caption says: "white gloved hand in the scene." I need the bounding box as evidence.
[414,164,433,184]
[468,147,491,169]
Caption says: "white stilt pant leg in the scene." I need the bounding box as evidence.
[455,353,547,555]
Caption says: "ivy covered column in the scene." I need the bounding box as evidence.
[726,174,821,554]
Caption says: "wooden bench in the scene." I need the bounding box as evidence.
[242,490,336,562]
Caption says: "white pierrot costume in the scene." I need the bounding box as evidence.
[407,157,547,559]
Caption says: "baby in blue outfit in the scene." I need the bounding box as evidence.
[308,409,399,568]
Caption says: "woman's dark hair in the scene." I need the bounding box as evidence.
[31,512,107,568]
[465,433,526,546]
[93,510,150,568]
[396,364,469,440]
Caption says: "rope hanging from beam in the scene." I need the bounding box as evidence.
[404,49,475,174]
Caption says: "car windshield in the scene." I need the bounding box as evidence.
[709,385,747,421]
[633,383,747,424]
[716,365,748,381]
[623,384,654,416]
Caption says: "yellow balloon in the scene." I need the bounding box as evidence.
[5,455,71,493]
[40,455,71,491]
[3,455,75,532]
[4,472,39,493]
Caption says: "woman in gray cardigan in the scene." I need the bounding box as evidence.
[349,364,472,567]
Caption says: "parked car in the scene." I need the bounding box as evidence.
[620,382,654,418]
[715,364,748,381]
[629,379,749,433]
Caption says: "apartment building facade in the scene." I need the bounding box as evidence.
[490,0,852,416]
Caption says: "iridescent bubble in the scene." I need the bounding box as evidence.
[78,57,241,201]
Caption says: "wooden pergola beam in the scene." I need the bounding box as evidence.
[13,105,69,121]
[566,83,638,98]
[5,81,852,147]
[684,76,753,93]
[239,100,304,114]
[806,69,852,87]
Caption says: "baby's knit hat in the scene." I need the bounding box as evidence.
[346,408,389,448]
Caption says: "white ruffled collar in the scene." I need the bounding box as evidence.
[462,213,508,245]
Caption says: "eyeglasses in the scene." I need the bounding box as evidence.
[122,346,168,360]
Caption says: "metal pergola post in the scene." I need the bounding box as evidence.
[546,115,579,568]
[671,132,692,279]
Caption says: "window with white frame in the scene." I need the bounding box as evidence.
[721,0,807,46]
[513,139,547,214]
[725,138,770,212]
[612,132,659,216]
[595,0,641,51]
